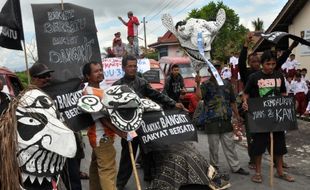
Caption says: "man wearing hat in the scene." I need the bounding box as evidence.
[195,62,250,176]
[29,62,54,88]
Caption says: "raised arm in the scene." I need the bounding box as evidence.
[118,16,128,26]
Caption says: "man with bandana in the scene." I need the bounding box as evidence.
[114,55,185,190]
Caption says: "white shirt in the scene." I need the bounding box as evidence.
[285,80,294,94]
[292,80,308,95]
[229,56,238,69]
[281,58,300,72]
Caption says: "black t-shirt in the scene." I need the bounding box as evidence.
[244,70,286,98]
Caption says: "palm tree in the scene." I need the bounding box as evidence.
[252,18,264,31]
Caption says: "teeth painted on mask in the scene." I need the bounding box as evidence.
[37,176,44,185]
[18,145,40,166]
[55,156,60,172]
[45,177,52,182]
[21,173,29,183]
[49,154,57,173]
[43,152,53,173]
[29,175,36,183]
[26,149,42,173]
[37,150,47,173]
[60,157,66,170]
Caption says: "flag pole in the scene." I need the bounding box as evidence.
[22,40,30,84]
[128,141,142,190]
[61,0,64,10]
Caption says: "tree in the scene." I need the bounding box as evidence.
[188,1,248,62]
[252,17,264,31]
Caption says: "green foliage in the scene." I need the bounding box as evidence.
[188,1,249,63]
[145,51,159,60]
[15,71,28,87]
[252,17,264,31]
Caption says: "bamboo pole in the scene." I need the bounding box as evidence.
[61,0,64,10]
[128,141,142,190]
[22,40,30,85]
[270,132,274,187]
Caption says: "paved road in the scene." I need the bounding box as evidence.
[80,119,310,190]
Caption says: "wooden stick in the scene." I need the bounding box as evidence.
[22,40,30,85]
[61,0,64,10]
[128,141,142,190]
[270,132,274,187]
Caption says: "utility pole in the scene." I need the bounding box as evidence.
[143,17,147,53]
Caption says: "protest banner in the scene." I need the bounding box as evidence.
[102,57,152,81]
[136,109,197,153]
[247,96,298,133]
[32,3,101,82]
[102,57,124,81]
[42,78,94,131]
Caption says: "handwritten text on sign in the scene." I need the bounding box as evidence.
[102,58,151,81]
[32,3,101,82]
[136,109,197,153]
[247,96,298,133]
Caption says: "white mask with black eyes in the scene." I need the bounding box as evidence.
[161,9,226,71]
[101,85,143,132]
[16,89,76,184]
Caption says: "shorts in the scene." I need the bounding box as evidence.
[252,131,287,156]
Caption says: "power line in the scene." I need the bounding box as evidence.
[144,0,167,19]
[147,0,197,35]
[147,0,175,22]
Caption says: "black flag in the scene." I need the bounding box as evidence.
[261,31,310,47]
[0,0,24,50]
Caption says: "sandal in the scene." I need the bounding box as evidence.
[275,173,294,182]
[251,173,262,183]
[248,164,256,170]
[79,172,89,180]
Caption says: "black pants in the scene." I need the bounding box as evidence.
[62,158,82,190]
[244,115,254,164]
[116,137,140,187]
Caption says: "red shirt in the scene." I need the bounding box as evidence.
[188,94,200,113]
[127,16,139,37]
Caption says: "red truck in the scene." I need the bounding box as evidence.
[0,67,23,96]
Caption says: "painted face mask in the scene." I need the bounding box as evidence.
[161,9,226,71]
[16,89,76,185]
[140,98,162,112]
[101,85,143,132]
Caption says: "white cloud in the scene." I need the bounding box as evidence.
[249,0,278,5]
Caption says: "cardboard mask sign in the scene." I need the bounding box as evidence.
[136,109,197,153]
[32,3,101,82]
[247,96,298,133]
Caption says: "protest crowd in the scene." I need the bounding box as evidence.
[0,1,309,190]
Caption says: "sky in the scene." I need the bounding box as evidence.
[0,0,287,71]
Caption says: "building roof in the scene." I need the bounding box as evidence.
[253,0,308,52]
[148,31,180,48]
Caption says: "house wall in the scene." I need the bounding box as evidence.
[168,45,185,57]
[288,1,310,72]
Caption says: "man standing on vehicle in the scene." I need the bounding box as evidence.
[114,55,185,190]
[163,64,186,102]
[118,11,140,57]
